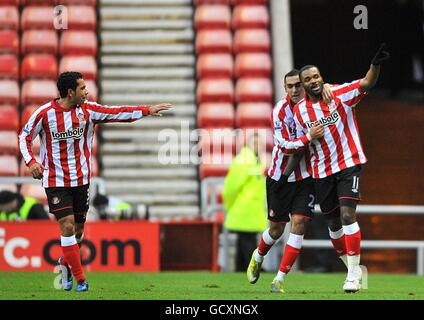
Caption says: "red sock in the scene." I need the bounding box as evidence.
[62,244,86,282]
[330,235,347,256]
[279,244,301,274]
[258,238,273,256]
[345,230,361,256]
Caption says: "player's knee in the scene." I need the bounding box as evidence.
[59,217,75,236]
[291,216,309,234]
[269,223,284,239]
[340,206,356,225]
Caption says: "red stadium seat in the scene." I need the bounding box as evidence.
[0,54,19,80]
[197,53,233,79]
[0,6,19,30]
[21,105,39,127]
[60,30,97,56]
[0,80,19,107]
[198,127,236,157]
[60,55,97,80]
[195,30,232,54]
[21,30,58,54]
[198,103,234,128]
[68,6,96,30]
[85,79,98,101]
[195,5,231,30]
[199,162,230,179]
[234,29,270,53]
[21,54,58,80]
[232,5,269,29]
[0,155,18,176]
[0,0,20,5]
[22,0,55,4]
[235,53,271,78]
[235,102,272,128]
[58,0,97,5]
[0,30,19,55]
[21,6,55,30]
[231,0,268,4]
[0,131,18,155]
[21,183,47,205]
[0,105,19,130]
[194,0,229,4]
[21,79,58,106]
[237,127,273,152]
[197,78,234,104]
[235,78,273,103]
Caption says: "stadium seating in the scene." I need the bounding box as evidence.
[237,127,273,151]
[67,6,96,30]
[60,55,97,80]
[0,131,18,155]
[20,183,47,204]
[235,78,273,103]
[60,31,97,56]
[21,30,58,55]
[194,0,230,4]
[197,53,233,79]
[231,0,268,4]
[199,162,230,179]
[197,78,234,103]
[58,0,97,5]
[0,105,19,130]
[23,0,55,5]
[21,6,55,30]
[0,6,19,30]
[195,30,232,54]
[0,80,19,107]
[21,54,58,80]
[235,53,271,78]
[21,79,58,106]
[0,30,19,55]
[197,103,234,128]
[85,79,98,101]
[0,155,18,176]
[21,105,38,127]
[0,0,20,5]
[194,5,231,30]
[235,102,272,128]
[0,54,18,79]
[234,29,271,53]
[198,127,236,156]
[232,5,269,29]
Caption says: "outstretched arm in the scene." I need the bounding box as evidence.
[360,43,390,91]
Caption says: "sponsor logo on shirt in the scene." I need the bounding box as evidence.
[274,121,282,130]
[306,111,340,128]
[23,125,31,134]
[51,127,85,140]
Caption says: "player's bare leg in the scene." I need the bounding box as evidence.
[247,221,285,284]
[271,216,309,293]
[340,206,362,293]
[325,212,348,268]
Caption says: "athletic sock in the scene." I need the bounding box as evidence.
[278,233,303,276]
[257,228,277,260]
[61,235,86,283]
[343,222,362,277]
[328,227,348,268]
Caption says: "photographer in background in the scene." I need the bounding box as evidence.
[0,190,50,221]
[92,193,147,220]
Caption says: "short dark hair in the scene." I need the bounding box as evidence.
[299,65,318,82]
[284,69,300,83]
[57,71,83,98]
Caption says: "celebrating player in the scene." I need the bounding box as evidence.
[18,71,171,292]
[291,44,390,292]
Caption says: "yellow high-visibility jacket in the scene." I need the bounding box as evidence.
[222,147,267,232]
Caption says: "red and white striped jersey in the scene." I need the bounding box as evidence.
[267,95,312,183]
[19,99,150,188]
[293,79,367,179]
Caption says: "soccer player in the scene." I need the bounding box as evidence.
[18,72,171,292]
[292,44,390,292]
[247,69,332,293]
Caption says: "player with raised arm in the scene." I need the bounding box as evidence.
[18,72,171,292]
[292,44,390,293]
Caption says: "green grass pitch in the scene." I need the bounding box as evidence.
[0,272,423,300]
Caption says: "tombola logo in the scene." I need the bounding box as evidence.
[51,127,84,140]
[306,111,340,129]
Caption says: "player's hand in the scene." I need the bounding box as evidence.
[29,162,44,180]
[149,103,172,117]
[371,43,390,66]
[322,83,334,104]
[310,123,325,140]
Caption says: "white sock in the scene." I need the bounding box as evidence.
[60,235,77,247]
[254,228,276,262]
[347,255,361,278]
[274,271,285,282]
[339,255,348,268]
[254,250,264,263]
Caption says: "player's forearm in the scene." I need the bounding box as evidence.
[282,152,303,176]
[279,134,311,154]
[360,64,380,91]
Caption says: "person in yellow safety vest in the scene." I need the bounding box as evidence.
[92,193,133,220]
[0,190,50,221]
[222,132,268,272]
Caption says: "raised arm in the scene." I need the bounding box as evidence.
[360,43,390,91]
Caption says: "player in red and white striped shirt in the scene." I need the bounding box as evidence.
[291,44,390,292]
[19,72,171,292]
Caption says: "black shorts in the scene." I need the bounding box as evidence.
[314,165,362,214]
[266,176,315,223]
[45,184,90,221]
